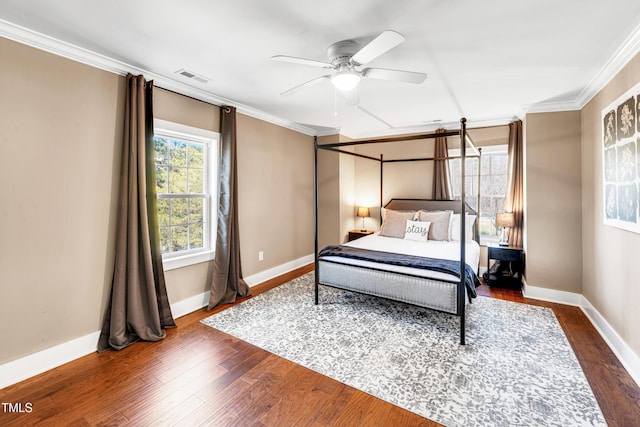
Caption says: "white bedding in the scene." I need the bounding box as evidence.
[320,233,480,283]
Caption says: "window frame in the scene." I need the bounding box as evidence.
[448,144,509,245]
[153,119,219,271]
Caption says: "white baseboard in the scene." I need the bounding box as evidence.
[170,290,211,319]
[244,254,314,287]
[580,296,640,388]
[522,282,583,306]
[0,253,313,390]
[0,331,101,390]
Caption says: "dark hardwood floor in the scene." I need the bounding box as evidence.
[1,265,639,426]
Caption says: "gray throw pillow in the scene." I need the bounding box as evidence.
[380,209,417,238]
[418,210,453,241]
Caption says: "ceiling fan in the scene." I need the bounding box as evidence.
[272,30,427,97]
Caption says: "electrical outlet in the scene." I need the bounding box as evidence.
[258,251,264,261]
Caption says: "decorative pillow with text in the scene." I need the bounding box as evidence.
[404,220,431,242]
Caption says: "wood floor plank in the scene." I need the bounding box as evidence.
[183,379,256,427]
[118,357,231,423]
[192,348,265,405]
[306,382,357,426]
[150,394,205,426]
[256,368,318,425]
[330,390,376,426]
[1,266,639,427]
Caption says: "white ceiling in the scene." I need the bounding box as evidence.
[2,0,640,138]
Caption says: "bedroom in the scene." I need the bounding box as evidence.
[1,1,640,425]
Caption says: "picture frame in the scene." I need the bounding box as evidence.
[601,81,640,233]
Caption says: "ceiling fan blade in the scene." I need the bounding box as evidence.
[351,30,405,65]
[281,75,331,96]
[271,55,335,69]
[363,67,427,84]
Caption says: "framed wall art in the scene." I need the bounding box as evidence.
[602,81,640,233]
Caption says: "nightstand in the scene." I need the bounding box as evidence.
[348,230,374,242]
[486,244,524,289]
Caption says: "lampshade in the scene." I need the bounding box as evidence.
[495,212,515,228]
[357,207,370,218]
[331,68,361,91]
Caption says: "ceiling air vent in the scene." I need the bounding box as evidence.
[175,68,209,84]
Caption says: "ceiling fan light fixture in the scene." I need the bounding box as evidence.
[331,69,360,91]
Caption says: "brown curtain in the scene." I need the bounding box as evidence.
[208,106,250,309]
[432,128,452,200]
[98,74,175,352]
[505,120,524,247]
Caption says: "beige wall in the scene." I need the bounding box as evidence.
[339,152,356,242]
[316,136,359,246]
[524,111,583,293]
[154,87,220,132]
[236,114,314,274]
[316,136,338,249]
[581,52,640,357]
[0,37,123,363]
[0,37,315,365]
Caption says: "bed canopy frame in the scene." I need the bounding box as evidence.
[313,118,482,344]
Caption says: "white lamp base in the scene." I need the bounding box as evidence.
[498,227,509,246]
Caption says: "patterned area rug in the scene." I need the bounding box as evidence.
[201,273,606,426]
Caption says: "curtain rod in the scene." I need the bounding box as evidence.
[155,86,224,108]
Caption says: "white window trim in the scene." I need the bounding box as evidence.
[153,118,219,271]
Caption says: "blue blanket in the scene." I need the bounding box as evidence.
[318,245,478,299]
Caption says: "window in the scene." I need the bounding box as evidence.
[449,145,508,244]
[153,119,219,270]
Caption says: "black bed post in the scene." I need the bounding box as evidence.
[459,118,467,345]
[380,154,384,223]
[314,136,319,305]
[476,147,482,243]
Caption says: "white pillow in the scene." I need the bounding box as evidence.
[404,220,431,242]
[449,213,477,241]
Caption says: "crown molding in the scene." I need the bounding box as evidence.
[0,19,317,137]
[315,128,341,137]
[523,21,640,115]
[519,99,582,115]
[575,22,640,109]
[0,18,127,75]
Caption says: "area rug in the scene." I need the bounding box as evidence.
[201,273,606,426]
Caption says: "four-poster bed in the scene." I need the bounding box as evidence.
[313,118,481,345]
